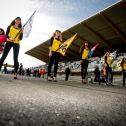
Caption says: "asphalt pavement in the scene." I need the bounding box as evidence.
[0,74,126,126]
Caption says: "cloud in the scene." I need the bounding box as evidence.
[29,0,119,26]
[29,0,93,17]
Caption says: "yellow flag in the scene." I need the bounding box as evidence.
[59,33,77,56]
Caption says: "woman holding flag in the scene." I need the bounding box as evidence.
[80,42,99,84]
[47,30,62,82]
[0,17,23,79]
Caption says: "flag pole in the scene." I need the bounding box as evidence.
[23,10,36,28]
[14,10,36,39]
[55,33,77,53]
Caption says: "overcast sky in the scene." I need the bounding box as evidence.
[0,0,119,68]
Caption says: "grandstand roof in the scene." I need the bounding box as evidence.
[26,0,126,63]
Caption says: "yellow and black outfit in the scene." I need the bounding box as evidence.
[48,37,61,77]
[81,48,90,79]
[0,25,23,73]
[121,59,126,86]
[122,62,126,71]
[105,54,113,84]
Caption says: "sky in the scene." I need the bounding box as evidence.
[0,0,120,68]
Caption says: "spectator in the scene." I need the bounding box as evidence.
[4,63,8,74]
[94,66,100,84]
[41,69,46,78]
[19,63,23,75]
[100,63,107,83]
[65,66,71,81]
[26,68,31,77]
[38,69,41,78]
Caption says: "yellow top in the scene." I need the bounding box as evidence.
[123,62,126,70]
[107,56,112,67]
[51,37,61,52]
[82,49,89,60]
[8,26,21,44]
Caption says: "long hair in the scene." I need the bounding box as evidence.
[53,30,62,42]
[79,42,91,54]
[0,28,5,35]
[10,17,22,28]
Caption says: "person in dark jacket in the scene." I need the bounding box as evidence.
[94,66,100,84]
[26,68,31,77]
[65,66,71,81]
[4,63,8,74]
[19,63,23,75]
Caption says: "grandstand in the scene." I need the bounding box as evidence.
[25,0,126,72]
[112,53,126,71]
[57,51,125,73]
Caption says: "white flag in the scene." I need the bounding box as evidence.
[23,11,36,38]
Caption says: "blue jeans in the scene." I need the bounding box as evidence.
[106,66,113,83]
